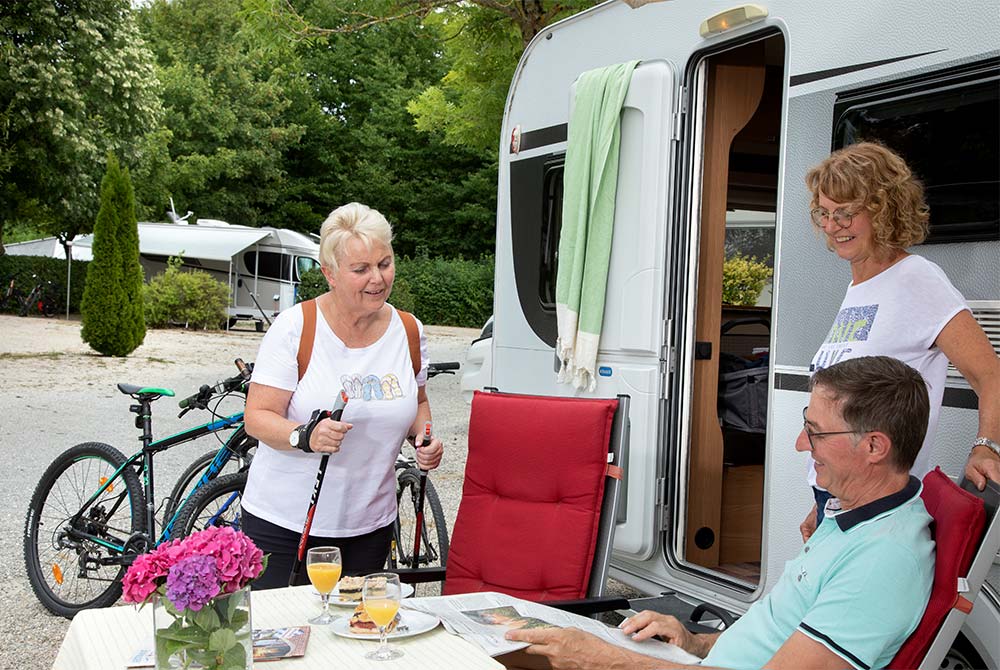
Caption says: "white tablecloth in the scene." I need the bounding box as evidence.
[52,585,503,670]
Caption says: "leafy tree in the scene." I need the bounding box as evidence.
[0,0,162,255]
[133,0,307,226]
[292,1,496,256]
[242,0,599,153]
[81,156,146,356]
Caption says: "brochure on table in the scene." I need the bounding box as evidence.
[127,626,310,667]
[401,592,700,664]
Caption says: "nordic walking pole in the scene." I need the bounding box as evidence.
[412,421,432,565]
[288,390,348,587]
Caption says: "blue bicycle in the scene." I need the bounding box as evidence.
[23,360,256,618]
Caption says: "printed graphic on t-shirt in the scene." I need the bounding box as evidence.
[340,373,405,401]
[810,304,879,372]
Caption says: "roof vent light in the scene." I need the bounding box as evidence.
[700,4,768,37]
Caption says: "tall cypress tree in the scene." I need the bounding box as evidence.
[81,155,146,356]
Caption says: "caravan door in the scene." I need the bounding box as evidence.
[494,60,678,561]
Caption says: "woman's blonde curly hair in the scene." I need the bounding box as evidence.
[805,142,929,251]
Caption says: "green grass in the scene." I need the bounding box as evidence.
[0,352,65,361]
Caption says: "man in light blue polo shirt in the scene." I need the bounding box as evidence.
[507,356,934,669]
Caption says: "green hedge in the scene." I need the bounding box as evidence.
[0,253,89,314]
[297,254,494,328]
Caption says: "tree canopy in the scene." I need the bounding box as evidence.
[0,0,162,253]
[243,0,599,153]
[2,0,597,261]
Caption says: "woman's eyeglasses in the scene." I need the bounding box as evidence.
[810,207,858,230]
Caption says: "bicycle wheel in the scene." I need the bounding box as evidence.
[393,468,449,570]
[173,472,247,536]
[42,295,58,317]
[162,430,255,528]
[24,442,145,618]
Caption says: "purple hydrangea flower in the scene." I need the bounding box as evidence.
[165,554,220,611]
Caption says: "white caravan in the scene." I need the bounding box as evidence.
[489,1,1000,665]
[128,220,320,329]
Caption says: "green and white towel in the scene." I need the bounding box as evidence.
[555,61,638,391]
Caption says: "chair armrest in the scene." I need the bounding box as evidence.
[391,567,446,585]
[542,596,631,616]
[689,602,735,631]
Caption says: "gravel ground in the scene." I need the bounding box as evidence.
[0,314,477,670]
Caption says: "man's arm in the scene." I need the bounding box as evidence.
[504,626,853,670]
[504,628,705,670]
[764,631,858,670]
[619,610,720,657]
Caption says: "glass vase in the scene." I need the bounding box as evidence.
[153,586,253,670]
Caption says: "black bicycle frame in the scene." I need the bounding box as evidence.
[66,409,245,553]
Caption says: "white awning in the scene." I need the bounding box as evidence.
[135,224,272,261]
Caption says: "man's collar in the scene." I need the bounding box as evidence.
[835,476,921,531]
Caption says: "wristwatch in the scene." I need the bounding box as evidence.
[973,437,1000,458]
[289,424,312,452]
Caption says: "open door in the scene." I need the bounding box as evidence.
[681,34,784,586]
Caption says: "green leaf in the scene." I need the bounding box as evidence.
[220,641,248,670]
[191,605,221,631]
[228,608,250,631]
[209,627,237,652]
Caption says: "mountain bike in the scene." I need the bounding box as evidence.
[172,361,461,573]
[23,361,255,618]
[18,274,58,317]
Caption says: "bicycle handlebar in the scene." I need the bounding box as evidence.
[177,359,254,414]
[427,361,460,378]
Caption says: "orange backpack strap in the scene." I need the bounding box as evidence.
[397,309,422,380]
[297,299,317,382]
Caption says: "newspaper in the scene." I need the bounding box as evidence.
[401,591,701,664]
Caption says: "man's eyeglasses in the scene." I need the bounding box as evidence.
[802,407,858,451]
[810,207,858,230]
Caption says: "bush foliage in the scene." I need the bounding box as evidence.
[81,155,146,356]
[296,254,493,328]
[722,254,772,306]
[144,257,230,329]
[0,254,89,314]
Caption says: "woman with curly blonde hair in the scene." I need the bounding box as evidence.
[799,142,1000,541]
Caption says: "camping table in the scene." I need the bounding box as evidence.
[51,585,504,670]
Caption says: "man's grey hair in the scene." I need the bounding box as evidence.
[810,356,930,472]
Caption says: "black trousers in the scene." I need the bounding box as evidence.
[243,510,394,590]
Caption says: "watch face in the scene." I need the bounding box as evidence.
[290,428,300,447]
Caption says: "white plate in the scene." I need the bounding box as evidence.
[314,582,415,606]
[331,609,440,640]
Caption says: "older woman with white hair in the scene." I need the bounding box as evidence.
[243,202,443,590]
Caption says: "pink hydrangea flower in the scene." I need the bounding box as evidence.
[121,526,264,607]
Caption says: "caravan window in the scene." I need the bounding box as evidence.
[539,161,565,309]
[295,256,320,280]
[509,152,565,346]
[243,251,292,281]
[832,59,999,244]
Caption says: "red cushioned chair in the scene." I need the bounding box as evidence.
[397,390,630,615]
[890,467,1000,669]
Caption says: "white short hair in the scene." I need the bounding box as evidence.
[319,203,394,272]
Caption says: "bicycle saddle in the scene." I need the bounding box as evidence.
[117,383,175,399]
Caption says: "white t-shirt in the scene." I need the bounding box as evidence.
[243,303,427,536]
[808,254,968,485]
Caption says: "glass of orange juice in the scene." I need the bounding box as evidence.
[363,572,403,660]
[306,546,342,625]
